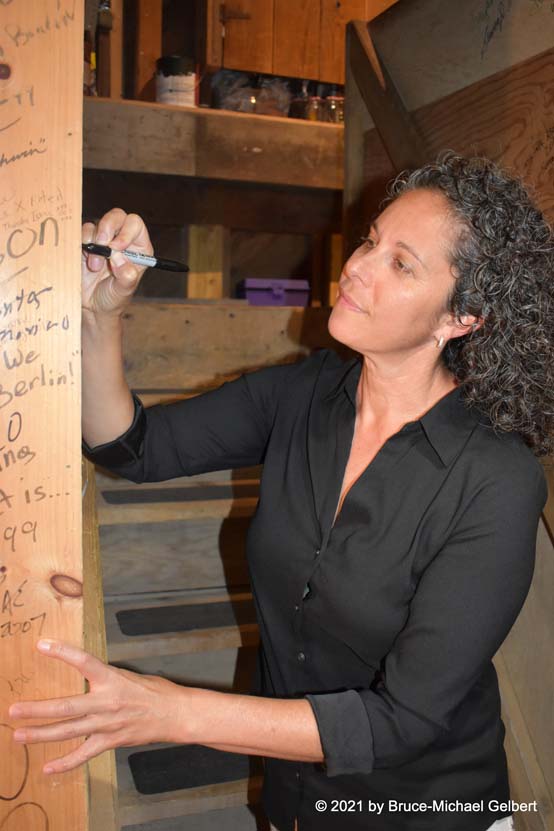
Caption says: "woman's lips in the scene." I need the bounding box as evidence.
[338,288,365,313]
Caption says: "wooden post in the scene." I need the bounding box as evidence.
[0,2,91,830]
[187,225,230,299]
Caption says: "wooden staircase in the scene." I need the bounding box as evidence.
[91,301,339,830]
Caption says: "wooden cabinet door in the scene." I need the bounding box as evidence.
[320,0,398,83]
[221,0,274,75]
[273,0,320,80]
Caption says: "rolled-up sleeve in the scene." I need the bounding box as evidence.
[305,460,548,777]
[82,362,291,482]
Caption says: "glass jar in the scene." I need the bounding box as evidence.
[306,96,323,121]
[324,95,344,123]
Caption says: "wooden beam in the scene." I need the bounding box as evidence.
[0,1,88,829]
[83,98,344,190]
[346,20,430,169]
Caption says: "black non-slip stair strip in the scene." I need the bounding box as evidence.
[116,599,257,636]
[128,744,262,794]
[101,482,260,504]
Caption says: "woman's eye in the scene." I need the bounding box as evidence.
[394,257,410,274]
[360,236,376,248]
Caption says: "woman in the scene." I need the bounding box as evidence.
[9,151,553,831]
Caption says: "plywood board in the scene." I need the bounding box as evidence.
[370,0,554,119]
[0,1,87,829]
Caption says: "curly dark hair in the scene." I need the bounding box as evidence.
[380,149,554,459]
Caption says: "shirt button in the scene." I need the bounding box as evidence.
[295,771,301,779]
[315,548,320,556]
[297,651,306,662]
[294,604,300,612]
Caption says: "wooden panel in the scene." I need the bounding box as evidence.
[82,461,119,831]
[273,0,320,80]
[222,0,274,75]
[83,99,344,190]
[100,518,253,594]
[319,0,398,84]
[0,1,87,829]
[495,647,552,831]
[119,303,348,391]
[370,0,554,112]
[352,48,554,256]
[498,518,554,820]
[135,0,163,100]
[411,47,554,226]
[82,170,342,236]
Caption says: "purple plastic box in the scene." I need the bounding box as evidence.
[236,278,310,306]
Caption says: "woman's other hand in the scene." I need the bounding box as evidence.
[82,208,153,318]
[8,639,188,774]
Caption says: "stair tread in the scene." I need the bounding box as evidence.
[97,492,259,525]
[105,589,260,660]
[117,744,263,826]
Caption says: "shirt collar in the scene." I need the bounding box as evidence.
[323,355,483,467]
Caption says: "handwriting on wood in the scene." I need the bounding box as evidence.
[0,1,86,829]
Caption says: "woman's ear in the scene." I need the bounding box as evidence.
[456,314,484,337]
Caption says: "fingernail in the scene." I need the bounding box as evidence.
[44,765,54,774]
[8,704,21,717]
[96,232,108,243]
[38,639,54,651]
[110,251,126,267]
[14,730,25,741]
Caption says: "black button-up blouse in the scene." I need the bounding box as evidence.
[83,348,548,831]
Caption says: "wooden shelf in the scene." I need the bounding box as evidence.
[83,98,344,190]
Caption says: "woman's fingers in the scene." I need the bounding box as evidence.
[95,208,153,256]
[9,690,101,722]
[43,734,110,775]
[13,714,111,745]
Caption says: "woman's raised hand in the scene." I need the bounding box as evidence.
[8,640,188,774]
[82,208,154,318]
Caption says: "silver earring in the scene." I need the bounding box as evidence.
[435,335,445,349]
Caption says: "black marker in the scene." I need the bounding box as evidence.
[82,242,189,273]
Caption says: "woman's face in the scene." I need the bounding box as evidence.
[329,188,461,358]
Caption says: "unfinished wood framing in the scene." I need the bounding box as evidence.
[0,1,91,829]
